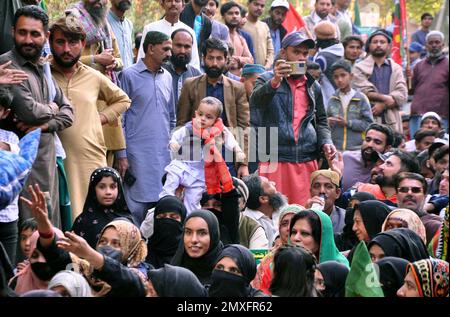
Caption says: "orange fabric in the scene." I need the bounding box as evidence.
[259,161,318,206]
[192,118,233,194]
[357,183,397,204]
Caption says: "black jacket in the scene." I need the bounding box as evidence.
[180,2,212,59]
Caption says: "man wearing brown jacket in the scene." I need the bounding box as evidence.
[177,38,250,178]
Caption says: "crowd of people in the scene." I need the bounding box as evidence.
[0,0,448,298]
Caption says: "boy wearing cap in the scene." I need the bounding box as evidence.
[352,29,407,133]
[327,59,373,151]
[250,31,336,206]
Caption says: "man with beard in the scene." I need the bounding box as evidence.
[180,0,212,63]
[341,123,393,192]
[177,38,250,178]
[409,31,448,137]
[203,0,230,42]
[220,1,253,77]
[0,6,74,228]
[250,32,335,206]
[302,0,339,40]
[242,0,274,69]
[49,16,131,219]
[243,174,287,247]
[119,31,175,225]
[66,0,127,176]
[163,29,202,103]
[107,0,134,69]
[395,172,442,243]
[353,150,420,206]
[138,0,200,71]
[353,29,407,133]
[262,0,288,58]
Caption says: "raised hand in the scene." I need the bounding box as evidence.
[57,231,104,269]
[0,61,28,85]
[20,184,52,234]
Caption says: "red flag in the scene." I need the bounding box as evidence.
[282,3,305,34]
[392,0,407,65]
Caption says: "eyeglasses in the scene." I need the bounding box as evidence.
[398,186,423,194]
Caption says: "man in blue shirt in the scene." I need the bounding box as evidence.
[411,13,434,47]
[263,0,288,58]
[107,0,134,69]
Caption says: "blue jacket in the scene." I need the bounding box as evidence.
[250,72,332,163]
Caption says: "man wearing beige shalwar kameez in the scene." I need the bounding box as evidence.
[49,16,130,220]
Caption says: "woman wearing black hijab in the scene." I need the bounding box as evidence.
[146,196,187,268]
[208,244,266,297]
[146,264,207,297]
[352,200,392,242]
[376,257,410,297]
[335,192,376,251]
[368,228,429,263]
[72,167,134,248]
[316,261,349,297]
[171,210,223,285]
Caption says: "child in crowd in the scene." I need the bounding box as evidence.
[160,97,245,213]
[327,59,374,151]
[0,87,21,265]
[15,218,37,274]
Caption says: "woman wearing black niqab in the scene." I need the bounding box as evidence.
[316,261,349,297]
[146,196,187,268]
[376,257,410,297]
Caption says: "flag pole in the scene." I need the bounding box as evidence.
[402,1,411,89]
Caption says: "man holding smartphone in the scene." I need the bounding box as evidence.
[250,31,336,206]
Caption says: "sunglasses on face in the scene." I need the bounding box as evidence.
[398,186,423,194]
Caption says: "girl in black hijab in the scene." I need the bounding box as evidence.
[146,264,207,297]
[368,228,429,263]
[72,167,133,248]
[316,261,349,297]
[171,210,223,285]
[208,244,266,297]
[376,257,410,297]
[146,196,187,268]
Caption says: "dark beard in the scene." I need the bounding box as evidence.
[268,192,287,211]
[170,53,191,68]
[374,175,394,187]
[51,50,80,68]
[116,0,131,12]
[371,49,387,58]
[361,147,379,163]
[204,65,224,78]
[225,20,239,29]
[15,41,44,62]
[85,3,107,25]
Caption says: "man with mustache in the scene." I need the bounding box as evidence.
[220,1,253,77]
[107,0,134,69]
[163,29,202,103]
[409,31,448,138]
[180,0,212,63]
[66,0,127,174]
[119,31,175,225]
[341,123,393,192]
[49,16,131,219]
[0,6,74,228]
[138,0,200,71]
[395,172,442,244]
[302,0,339,40]
[243,174,287,247]
[350,150,420,206]
[177,38,250,178]
[352,29,408,133]
[262,0,289,58]
[242,0,274,70]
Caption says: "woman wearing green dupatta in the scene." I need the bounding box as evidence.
[289,209,349,267]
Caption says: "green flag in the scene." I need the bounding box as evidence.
[345,241,384,297]
[353,0,361,27]
[39,0,47,12]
